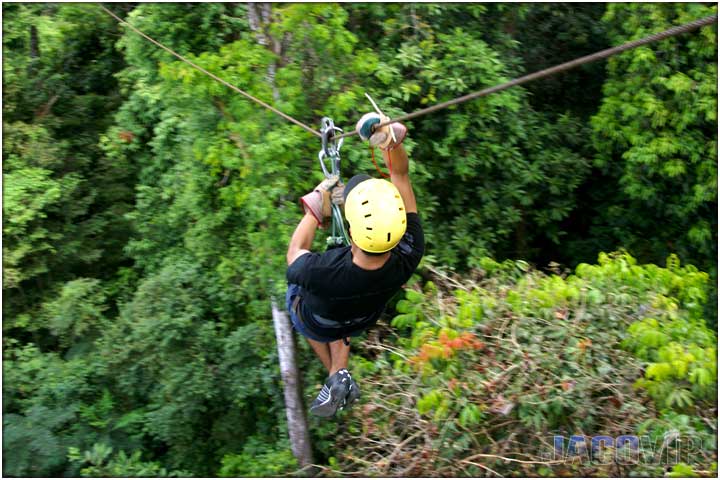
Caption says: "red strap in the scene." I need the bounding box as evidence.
[370,146,391,178]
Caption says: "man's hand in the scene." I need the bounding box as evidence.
[330,181,345,207]
[356,113,407,151]
[355,111,416,213]
[300,175,339,227]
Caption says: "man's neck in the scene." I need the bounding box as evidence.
[350,244,390,270]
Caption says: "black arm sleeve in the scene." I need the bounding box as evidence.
[286,252,319,287]
[393,212,424,276]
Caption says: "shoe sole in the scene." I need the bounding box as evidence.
[343,384,361,409]
[310,382,347,417]
[346,392,360,407]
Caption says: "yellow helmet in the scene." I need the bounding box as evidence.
[344,177,407,253]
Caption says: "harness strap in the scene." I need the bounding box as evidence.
[311,311,372,328]
[293,293,374,338]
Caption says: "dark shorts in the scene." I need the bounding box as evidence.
[286,284,373,343]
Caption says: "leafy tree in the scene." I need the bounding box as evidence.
[511,3,609,118]
[3,405,75,476]
[68,443,193,478]
[589,3,717,281]
[3,3,717,477]
[343,3,593,265]
[329,251,716,477]
[2,340,117,477]
[3,3,132,334]
[41,278,107,348]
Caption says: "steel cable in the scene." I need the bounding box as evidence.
[335,13,718,139]
[101,5,715,142]
[100,4,322,138]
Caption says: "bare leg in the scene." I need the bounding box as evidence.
[306,338,332,372]
[328,339,350,375]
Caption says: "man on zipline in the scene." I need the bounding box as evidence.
[286,114,424,417]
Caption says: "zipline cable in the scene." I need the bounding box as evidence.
[335,13,718,140]
[99,4,322,138]
[101,4,716,143]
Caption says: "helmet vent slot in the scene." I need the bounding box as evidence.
[366,227,372,230]
[364,213,371,218]
[361,200,369,205]
[387,232,391,242]
[366,236,372,241]
[399,207,404,211]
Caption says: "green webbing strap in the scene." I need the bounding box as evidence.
[319,118,350,247]
[328,190,350,247]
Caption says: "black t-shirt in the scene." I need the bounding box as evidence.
[287,213,424,326]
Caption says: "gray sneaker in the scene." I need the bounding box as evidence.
[310,369,352,417]
[341,378,361,410]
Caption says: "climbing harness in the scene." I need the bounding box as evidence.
[318,117,350,247]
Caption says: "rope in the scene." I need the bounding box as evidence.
[370,147,390,178]
[99,4,322,138]
[335,14,718,140]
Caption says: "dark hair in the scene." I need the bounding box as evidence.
[361,249,388,257]
[344,174,373,201]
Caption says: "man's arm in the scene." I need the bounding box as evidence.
[287,212,318,266]
[383,144,417,213]
[355,113,416,213]
[288,176,341,266]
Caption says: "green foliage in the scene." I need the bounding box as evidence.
[3,405,75,477]
[3,3,717,478]
[329,252,715,477]
[218,437,298,477]
[41,278,107,345]
[669,462,698,478]
[575,252,717,410]
[2,164,71,288]
[3,340,98,477]
[510,3,609,118]
[590,3,717,273]
[627,321,716,409]
[3,3,134,333]
[68,443,192,477]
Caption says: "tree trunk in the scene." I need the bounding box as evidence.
[28,24,40,76]
[30,25,40,59]
[246,2,283,101]
[514,208,528,259]
[271,300,314,470]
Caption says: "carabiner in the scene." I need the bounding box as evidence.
[318,150,332,178]
[317,116,350,247]
[318,117,344,178]
[320,117,344,157]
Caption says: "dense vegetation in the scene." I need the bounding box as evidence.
[328,253,716,477]
[3,3,717,477]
